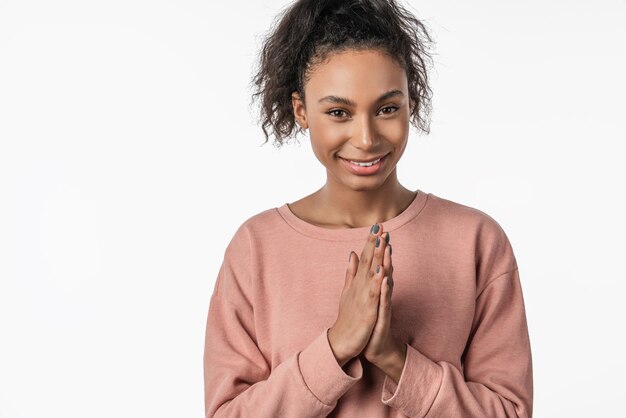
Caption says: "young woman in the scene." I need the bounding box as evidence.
[204,1,533,417]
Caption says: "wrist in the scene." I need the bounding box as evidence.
[373,337,404,368]
[327,327,353,367]
[372,338,406,384]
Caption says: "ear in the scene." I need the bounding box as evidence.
[291,91,308,130]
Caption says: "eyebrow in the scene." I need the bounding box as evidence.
[317,89,404,107]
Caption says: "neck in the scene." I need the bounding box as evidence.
[315,169,415,228]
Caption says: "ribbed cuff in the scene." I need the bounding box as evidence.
[299,327,363,406]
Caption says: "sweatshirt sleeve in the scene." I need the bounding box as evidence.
[380,267,533,417]
[203,224,363,417]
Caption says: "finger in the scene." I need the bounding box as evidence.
[383,240,392,277]
[370,257,386,297]
[370,230,388,279]
[384,244,393,291]
[368,275,385,341]
[385,276,393,326]
[344,251,358,289]
[379,276,390,325]
[377,274,387,317]
[387,236,393,283]
[359,222,384,274]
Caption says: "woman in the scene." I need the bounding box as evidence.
[204,0,533,416]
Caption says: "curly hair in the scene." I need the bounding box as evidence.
[248,0,436,148]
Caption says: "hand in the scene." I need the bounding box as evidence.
[354,231,407,383]
[328,223,387,367]
[361,232,400,366]
[346,229,398,365]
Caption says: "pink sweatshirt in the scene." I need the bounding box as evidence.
[203,189,533,417]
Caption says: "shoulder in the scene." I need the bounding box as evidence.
[426,192,512,243]
[426,192,518,280]
[223,206,284,258]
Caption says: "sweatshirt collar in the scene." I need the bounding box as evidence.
[276,189,430,241]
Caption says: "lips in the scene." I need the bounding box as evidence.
[340,152,389,164]
[338,153,389,175]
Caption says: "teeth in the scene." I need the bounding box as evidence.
[349,157,381,167]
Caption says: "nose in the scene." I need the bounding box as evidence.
[351,113,378,151]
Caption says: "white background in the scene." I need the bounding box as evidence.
[1,0,625,417]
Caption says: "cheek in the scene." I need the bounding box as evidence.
[309,129,347,158]
[381,117,409,148]
[308,134,341,166]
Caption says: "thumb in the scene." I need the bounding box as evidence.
[344,251,358,289]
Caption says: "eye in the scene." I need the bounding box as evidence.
[379,106,399,115]
[326,109,348,118]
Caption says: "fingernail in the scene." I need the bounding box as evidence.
[385,232,390,244]
[375,236,380,247]
[370,223,379,234]
[389,244,392,255]
[376,265,380,273]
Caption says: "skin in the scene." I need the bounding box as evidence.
[290,48,412,384]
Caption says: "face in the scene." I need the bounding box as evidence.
[292,48,412,191]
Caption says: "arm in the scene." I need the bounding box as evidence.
[380,267,533,417]
[204,226,363,417]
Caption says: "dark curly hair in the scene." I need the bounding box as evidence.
[248,0,436,148]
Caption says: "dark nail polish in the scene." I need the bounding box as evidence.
[376,265,380,273]
[375,236,380,247]
[389,244,392,255]
[385,232,390,244]
[372,223,379,234]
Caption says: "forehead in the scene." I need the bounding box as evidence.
[305,49,407,101]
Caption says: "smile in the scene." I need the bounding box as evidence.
[338,153,389,175]
[347,157,383,167]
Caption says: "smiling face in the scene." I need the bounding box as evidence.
[292,48,412,191]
